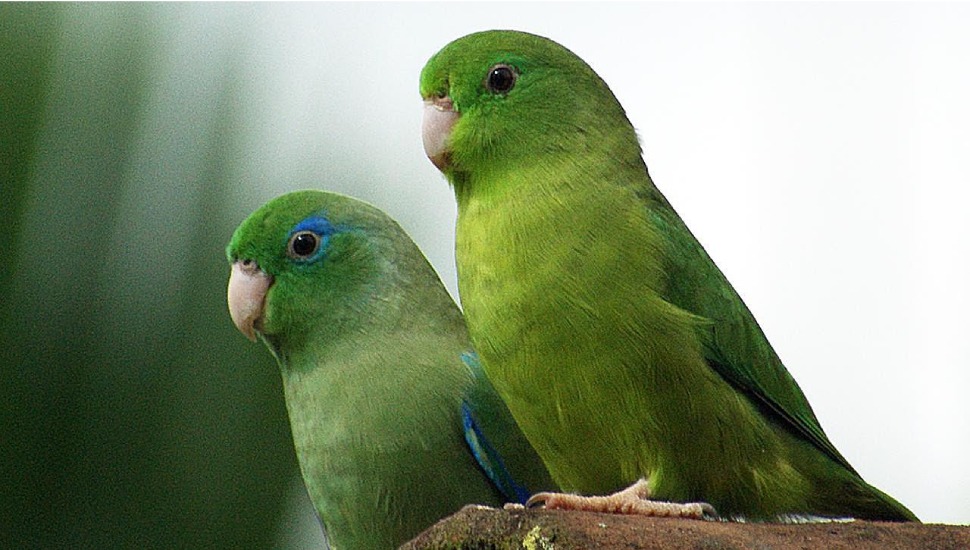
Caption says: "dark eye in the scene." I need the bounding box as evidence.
[485,64,516,94]
[287,231,320,260]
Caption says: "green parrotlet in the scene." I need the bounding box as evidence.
[226,190,555,549]
[419,30,917,522]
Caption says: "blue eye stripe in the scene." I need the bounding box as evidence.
[291,215,336,237]
[287,214,337,263]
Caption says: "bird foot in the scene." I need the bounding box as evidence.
[526,479,717,520]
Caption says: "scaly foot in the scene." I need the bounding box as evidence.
[526,479,717,520]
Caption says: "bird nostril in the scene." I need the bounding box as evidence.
[240,259,259,272]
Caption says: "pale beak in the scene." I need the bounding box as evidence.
[227,260,272,342]
[422,96,458,171]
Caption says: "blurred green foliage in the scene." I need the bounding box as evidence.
[1,4,308,548]
[1,4,58,295]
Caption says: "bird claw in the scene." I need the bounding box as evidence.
[526,479,718,520]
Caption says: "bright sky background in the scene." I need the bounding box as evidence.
[197,2,968,529]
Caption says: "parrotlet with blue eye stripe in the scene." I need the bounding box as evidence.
[226,190,555,549]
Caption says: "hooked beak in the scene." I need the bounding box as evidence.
[227,260,272,342]
[422,95,458,171]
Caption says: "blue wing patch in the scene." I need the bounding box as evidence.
[460,352,532,504]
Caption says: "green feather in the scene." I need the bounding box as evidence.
[226,190,555,549]
[420,30,917,522]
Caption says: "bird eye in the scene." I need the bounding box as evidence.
[485,64,517,94]
[287,231,321,260]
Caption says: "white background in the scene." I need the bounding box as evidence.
[207,2,968,528]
